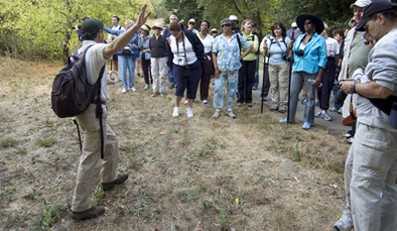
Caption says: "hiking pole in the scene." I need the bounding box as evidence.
[261,40,268,114]
[287,31,295,122]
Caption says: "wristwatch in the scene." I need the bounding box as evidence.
[351,82,356,94]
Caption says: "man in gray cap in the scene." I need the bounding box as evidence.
[339,1,397,230]
[70,5,150,220]
[332,0,371,231]
[331,0,372,230]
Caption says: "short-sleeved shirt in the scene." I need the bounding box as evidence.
[267,36,291,65]
[325,37,340,57]
[79,40,110,102]
[198,34,214,60]
[212,33,251,71]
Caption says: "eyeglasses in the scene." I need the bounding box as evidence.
[304,21,313,25]
[221,24,231,28]
[189,22,195,25]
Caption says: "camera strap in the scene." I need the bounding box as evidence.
[176,33,187,66]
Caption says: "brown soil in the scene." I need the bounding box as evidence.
[0,57,349,230]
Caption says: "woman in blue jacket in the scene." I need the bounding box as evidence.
[104,19,139,93]
[280,14,327,130]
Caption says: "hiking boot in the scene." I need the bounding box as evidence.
[172,107,179,118]
[71,206,105,220]
[322,111,332,121]
[227,110,236,119]
[101,174,129,191]
[332,212,353,231]
[212,110,221,118]
[278,107,286,113]
[186,107,193,118]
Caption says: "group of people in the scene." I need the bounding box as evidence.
[68,2,397,230]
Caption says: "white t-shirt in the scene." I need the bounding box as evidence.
[79,40,110,102]
[198,33,214,60]
[169,34,197,66]
[326,37,340,57]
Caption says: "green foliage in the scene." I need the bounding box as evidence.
[0,0,354,60]
[0,0,150,60]
[1,137,17,148]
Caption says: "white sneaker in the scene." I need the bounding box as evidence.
[129,87,136,92]
[172,107,179,117]
[186,107,193,118]
[202,99,208,104]
[184,100,188,105]
[315,111,323,118]
[332,211,353,231]
[227,110,236,118]
[212,110,221,118]
[122,88,127,93]
[144,84,149,90]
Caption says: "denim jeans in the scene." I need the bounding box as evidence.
[288,72,316,124]
[118,55,136,89]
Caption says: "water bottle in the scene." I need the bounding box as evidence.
[308,79,322,88]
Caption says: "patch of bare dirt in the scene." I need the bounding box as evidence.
[0,57,350,230]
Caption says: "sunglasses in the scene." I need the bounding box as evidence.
[221,24,231,28]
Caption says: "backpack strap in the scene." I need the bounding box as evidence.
[95,65,106,159]
[236,33,242,53]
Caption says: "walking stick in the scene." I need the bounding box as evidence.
[261,40,268,114]
[287,31,295,122]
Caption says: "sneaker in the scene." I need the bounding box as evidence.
[169,84,175,89]
[186,107,193,118]
[302,122,311,130]
[315,111,323,118]
[270,107,279,111]
[129,87,136,92]
[278,108,286,113]
[184,100,188,105]
[212,110,221,118]
[301,98,308,105]
[247,103,253,107]
[172,107,179,117]
[279,117,294,124]
[101,174,129,191]
[346,137,354,144]
[144,84,149,90]
[315,100,319,106]
[343,132,353,138]
[227,110,236,119]
[332,212,353,231]
[71,206,105,220]
[237,103,242,106]
[329,107,338,112]
[323,111,332,121]
[122,88,127,93]
[202,99,208,104]
[152,92,159,97]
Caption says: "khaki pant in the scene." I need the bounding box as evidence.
[71,104,119,212]
[268,63,289,109]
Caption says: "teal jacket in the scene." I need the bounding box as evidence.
[292,33,327,74]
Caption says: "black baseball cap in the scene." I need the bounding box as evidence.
[356,0,397,31]
[81,18,104,35]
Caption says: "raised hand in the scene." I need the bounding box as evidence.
[136,4,151,28]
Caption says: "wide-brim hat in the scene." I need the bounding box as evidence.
[296,14,324,34]
[152,23,163,30]
[140,24,151,31]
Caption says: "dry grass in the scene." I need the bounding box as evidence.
[0,57,350,230]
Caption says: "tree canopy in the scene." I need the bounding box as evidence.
[0,0,358,60]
